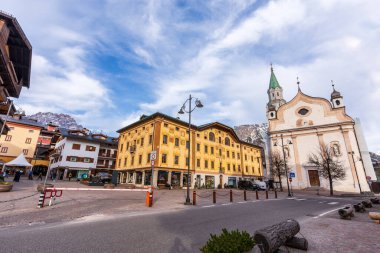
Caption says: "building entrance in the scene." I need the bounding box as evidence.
[308,170,320,186]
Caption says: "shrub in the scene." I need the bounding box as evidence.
[200,228,255,253]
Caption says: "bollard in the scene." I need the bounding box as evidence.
[274,189,277,199]
[37,192,45,208]
[244,190,247,201]
[193,190,196,205]
[213,190,216,204]
[266,190,269,199]
[256,190,259,200]
[230,189,233,202]
[146,188,154,207]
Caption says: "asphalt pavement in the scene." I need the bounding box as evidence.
[0,195,361,253]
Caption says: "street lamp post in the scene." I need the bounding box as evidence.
[274,134,292,197]
[178,94,203,205]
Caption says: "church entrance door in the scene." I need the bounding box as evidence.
[308,170,320,186]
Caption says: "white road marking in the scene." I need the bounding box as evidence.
[221,203,232,206]
[313,206,346,219]
[237,201,248,204]
[201,205,215,208]
[327,202,339,205]
[295,198,306,201]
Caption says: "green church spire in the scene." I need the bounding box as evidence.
[269,64,281,89]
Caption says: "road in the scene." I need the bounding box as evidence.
[0,195,356,253]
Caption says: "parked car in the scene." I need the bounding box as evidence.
[253,180,267,190]
[238,180,259,191]
[96,172,112,183]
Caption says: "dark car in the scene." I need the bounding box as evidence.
[96,172,112,183]
[238,180,259,191]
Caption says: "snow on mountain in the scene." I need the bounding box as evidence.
[28,112,83,130]
[234,123,268,147]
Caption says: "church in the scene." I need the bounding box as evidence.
[266,66,376,193]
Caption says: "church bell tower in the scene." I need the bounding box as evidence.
[266,65,286,119]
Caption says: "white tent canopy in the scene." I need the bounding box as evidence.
[5,153,33,167]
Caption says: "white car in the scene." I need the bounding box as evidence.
[253,180,267,190]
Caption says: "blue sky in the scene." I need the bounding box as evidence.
[2,0,380,153]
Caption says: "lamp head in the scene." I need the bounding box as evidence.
[178,107,185,114]
[195,99,203,108]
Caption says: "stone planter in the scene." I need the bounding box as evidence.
[37,183,54,192]
[104,184,115,189]
[0,182,13,192]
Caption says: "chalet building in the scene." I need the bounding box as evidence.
[116,113,264,189]
[0,11,32,132]
[50,129,118,180]
[0,113,43,171]
[31,122,61,175]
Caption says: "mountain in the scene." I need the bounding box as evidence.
[370,152,380,163]
[234,123,268,147]
[28,112,83,130]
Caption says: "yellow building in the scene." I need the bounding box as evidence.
[116,113,264,189]
[0,113,43,169]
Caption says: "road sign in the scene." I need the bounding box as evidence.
[150,151,157,161]
[151,160,155,166]
[289,172,295,178]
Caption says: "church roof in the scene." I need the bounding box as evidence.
[269,66,281,89]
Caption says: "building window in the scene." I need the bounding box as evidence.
[131,156,134,166]
[197,143,200,151]
[141,138,144,146]
[197,159,200,167]
[86,145,96,151]
[209,132,215,142]
[124,158,127,166]
[211,161,214,169]
[164,123,168,127]
[225,137,230,146]
[149,135,153,144]
[245,166,248,172]
[232,152,235,159]
[72,144,81,150]
[25,138,32,144]
[238,165,241,172]
[162,154,167,163]
[204,145,208,153]
[227,164,230,171]
[29,130,34,133]
[22,149,28,155]
[118,159,121,167]
[1,147,8,153]
[163,135,168,144]
[251,156,253,162]
[147,154,150,162]
[227,151,230,158]
[70,156,77,162]
[205,160,208,168]
[219,149,222,156]
[237,153,240,159]
[245,154,247,161]
[175,138,179,147]
[139,155,142,164]
[174,156,179,165]
[83,158,91,163]
[233,165,236,171]
[175,127,179,131]
[211,147,214,155]
[219,137,222,143]
[5,135,12,141]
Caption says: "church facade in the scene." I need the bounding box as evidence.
[266,67,375,193]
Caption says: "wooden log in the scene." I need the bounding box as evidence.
[338,205,354,220]
[368,212,380,222]
[284,236,308,251]
[354,203,366,213]
[253,219,300,253]
[362,200,373,208]
[370,198,380,204]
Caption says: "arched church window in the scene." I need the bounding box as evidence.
[336,100,341,106]
[209,132,215,142]
[270,112,274,118]
[277,92,279,96]
[225,137,230,146]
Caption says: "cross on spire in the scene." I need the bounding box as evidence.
[270,62,273,72]
[331,80,335,90]
[297,76,301,91]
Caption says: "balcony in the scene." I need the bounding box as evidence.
[98,152,117,159]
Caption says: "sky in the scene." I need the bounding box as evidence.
[2,0,380,153]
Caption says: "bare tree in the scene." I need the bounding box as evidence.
[308,145,346,196]
[269,150,286,191]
